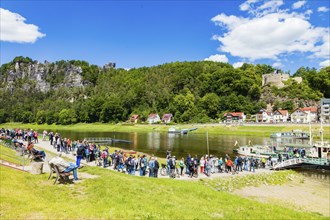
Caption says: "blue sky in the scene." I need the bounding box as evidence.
[1,0,329,73]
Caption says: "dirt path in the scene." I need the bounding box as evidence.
[233,176,330,216]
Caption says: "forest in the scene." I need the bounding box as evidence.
[0,56,329,124]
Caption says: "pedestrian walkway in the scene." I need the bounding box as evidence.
[32,139,272,180]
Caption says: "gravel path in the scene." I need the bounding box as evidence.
[31,139,272,180]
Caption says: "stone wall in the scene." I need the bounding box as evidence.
[262,73,302,88]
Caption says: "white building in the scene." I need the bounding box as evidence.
[291,107,317,123]
[273,110,289,122]
[320,98,330,123]
[256,109,273,123]
[147,113,161,124]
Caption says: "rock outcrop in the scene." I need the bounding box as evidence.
[2,60,85,92]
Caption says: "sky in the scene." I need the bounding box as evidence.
[0,0,329,74]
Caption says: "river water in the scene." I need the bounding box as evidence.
[49,130,310,159]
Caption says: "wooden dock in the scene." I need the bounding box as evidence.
[84,137,132,144]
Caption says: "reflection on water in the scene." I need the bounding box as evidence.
[297,168,330,183]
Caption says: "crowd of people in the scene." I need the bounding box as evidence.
[1,128,276,179]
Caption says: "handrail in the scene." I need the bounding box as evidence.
[0,140,29,170]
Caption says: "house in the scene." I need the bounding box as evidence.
[256,109,273,123]
[273,110,289,122]
[320,98,330,123]
[224,112,246,123]
[130,114,140,123]
[291,107,317,123]
[147,114,161,124]
[162,113,173,124]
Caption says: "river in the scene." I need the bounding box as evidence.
[46,130,310,159]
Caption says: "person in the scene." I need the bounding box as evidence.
[101,148,108,168]
[188,159,195,178]
[154,157,159,178]
[139,155,147,176]
[249,156,255,172]
[76,141,84,168]
[49,153,79,181]
[27,142,46,160]
[42,130,47,141]
[199,156,205,174]
[179,157,185,175]
[148,157,155,177]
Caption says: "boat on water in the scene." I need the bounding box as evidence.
[233,144,278,158]
[270,130,310,139]
[168,127,197,134]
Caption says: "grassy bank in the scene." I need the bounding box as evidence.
[0,146,327,219]
[1,122,329,139]
[0,166,327,219]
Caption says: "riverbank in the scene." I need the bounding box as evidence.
[1,122,329,139]
[1,142,328,219]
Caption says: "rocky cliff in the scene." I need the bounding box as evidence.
[1,59,86,92]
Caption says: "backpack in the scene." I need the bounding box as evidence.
[169,159,174,168]
[101,151,108,159]
[77,146,84,156]
[140,158,145,167]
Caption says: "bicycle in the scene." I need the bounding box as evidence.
[160,163,180,178]
[160,163,167,176]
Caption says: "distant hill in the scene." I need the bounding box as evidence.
[0,56,328,124]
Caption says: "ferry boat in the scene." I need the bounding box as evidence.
[270,130,310,139]
[233,144,278,158]
[168,127,197,134]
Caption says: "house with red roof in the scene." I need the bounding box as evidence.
[147,113,161,124]
[162,113,173,124]
[273,110,289,122]
[224,112,246,123]
[130,114,140,123]
[291,107,317,123]
[256,109,273,123]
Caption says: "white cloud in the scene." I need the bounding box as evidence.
[272,62,283,68]
[318,6,329,12]
[233,62,245,68]
[239,0,259,11]
[204,54,228,63]
[210,1,330,62]
[319,60,330,67]
[0,8,45,43]
[292,1,306,9]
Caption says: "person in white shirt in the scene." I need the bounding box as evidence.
[49,153,79,180]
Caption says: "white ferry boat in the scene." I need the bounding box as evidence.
[270,130,310,139]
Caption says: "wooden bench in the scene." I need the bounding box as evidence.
[48,163,73,184]
[28,150,43,162]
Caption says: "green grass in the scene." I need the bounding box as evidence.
[0,164,327,219]
[1,122,329,139]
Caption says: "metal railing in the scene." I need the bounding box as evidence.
[0,140,29,170]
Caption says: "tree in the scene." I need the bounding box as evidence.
[36,110,46,124]
[58,109,77,125]
[198,93,220,119]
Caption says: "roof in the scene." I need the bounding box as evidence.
[148,113,159,118]
[130,114,139,120]
[299,107,317,113]
[274,110,288,116]
[224,112,244,118]
[162,113,172,120]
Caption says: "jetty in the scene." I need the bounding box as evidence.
[84,137,132,144]
[272,158,330,170]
